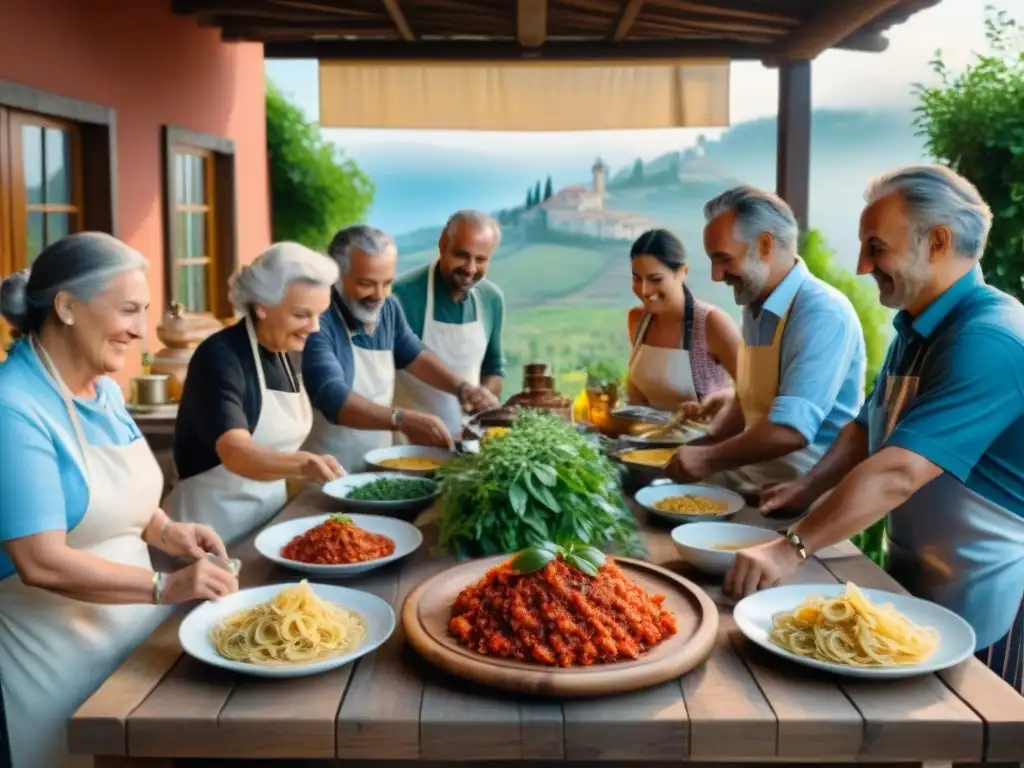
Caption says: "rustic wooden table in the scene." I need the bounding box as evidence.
[69,488,1024,767]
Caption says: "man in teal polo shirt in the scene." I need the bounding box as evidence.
[723,164,1024,693]
[392,210,506,437]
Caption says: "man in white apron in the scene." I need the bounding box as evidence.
[723,165,1024,693]
[666,186,866,502]
[392,210,505,438]
[302,225,498,472]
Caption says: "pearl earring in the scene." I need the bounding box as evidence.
[62,315,74,326]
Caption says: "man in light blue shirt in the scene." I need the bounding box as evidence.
[668,186,866,502]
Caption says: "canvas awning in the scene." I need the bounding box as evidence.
[317,59,730,131]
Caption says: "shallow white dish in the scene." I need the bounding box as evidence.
[178,582,396,678]
[255,513,423,577]
[637,482,746,525]
[733,583,977,679]
[363,445,457,477]
[671,520,777,576]
[321,472,439,520]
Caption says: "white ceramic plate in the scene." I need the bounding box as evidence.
[363,445,457,477]
[637,483,746,525]
[178,582,396,678]
[670,520,778,576]
[321,472,439,518]
[733,583,977,679]
[255,513,423,577]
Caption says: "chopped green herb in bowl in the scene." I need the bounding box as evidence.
[348,476,437,502]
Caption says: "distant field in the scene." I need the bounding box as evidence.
[502,304,630,397]
[486,243,613,309]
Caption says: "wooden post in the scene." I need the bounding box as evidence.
[776,60,812,230]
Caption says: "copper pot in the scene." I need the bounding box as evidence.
[132,374,169,406]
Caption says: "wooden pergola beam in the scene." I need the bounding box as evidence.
[381,0,415,42]
[517,0,548,48]
[264,38,762,60]
[768,0,904,62]
[611,0,644,41]
[776,61,811,229]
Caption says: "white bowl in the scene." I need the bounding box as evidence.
[636,482,746,524]
[733,583,977,679]
[321,472,439,520]
[255,513,423,577]
[670,521,778,576]
[363,445,457,477]
[178,582,396,678]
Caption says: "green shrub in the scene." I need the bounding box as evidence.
[265,81,374,249]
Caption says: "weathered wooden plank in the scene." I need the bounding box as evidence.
[519,700,565,760]
[562,681,688,761]
[335,518,445,760]
[730,556,864,761]
[817,548,985,762]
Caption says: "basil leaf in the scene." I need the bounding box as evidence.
[532,537,558,554]
[576,546,607,569]
[509,482,528,517]
[565,552,599,577]
[329,514,353,525]
[532,464,558,487]
[510,547,556,574]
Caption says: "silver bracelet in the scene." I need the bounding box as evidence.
[160,520,171,545]
[152,571,166,605]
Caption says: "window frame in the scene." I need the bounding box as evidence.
[8,110,85,267]
[161,126,237,319]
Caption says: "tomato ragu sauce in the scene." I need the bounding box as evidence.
[449,558,677,667]
[281,517,396,565]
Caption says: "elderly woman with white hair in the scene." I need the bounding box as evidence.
[168,241,343,545]
[0,232,239,768]
[726,164,1024,693]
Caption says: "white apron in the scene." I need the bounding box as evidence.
[168,315,312,546]
[870,340,1024,663]
[393,262,488,439]
[710,302,820,499]
[301,305,396,473]
[0,339,170,768]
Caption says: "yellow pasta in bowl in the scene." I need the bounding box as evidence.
[653,495,729,516]
[769,582,940,667]
[378,456,445,471]
[618,448,675,467]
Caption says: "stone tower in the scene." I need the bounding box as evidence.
[592,156,608,199]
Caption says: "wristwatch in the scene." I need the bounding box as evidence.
[784,528,808,560]
[390,408,405,428]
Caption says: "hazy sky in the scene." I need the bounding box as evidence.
[265,0,1020,163]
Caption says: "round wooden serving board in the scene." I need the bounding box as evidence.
[402,555,719,697]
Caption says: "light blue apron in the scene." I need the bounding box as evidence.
[868,337,1024,692]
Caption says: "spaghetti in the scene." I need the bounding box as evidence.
[212,580,366,664]
[769,582,940,667]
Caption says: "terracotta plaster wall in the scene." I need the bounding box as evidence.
[0,0,270,386]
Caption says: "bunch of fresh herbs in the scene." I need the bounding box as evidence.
[435,410,645,558]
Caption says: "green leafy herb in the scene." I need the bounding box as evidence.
[347,477,436,502]
[435,411,645,559]
[329,513,353,524]
[509,541,607,577]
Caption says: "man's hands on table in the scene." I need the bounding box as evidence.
[723,536,803,599]
[458,382,500,413]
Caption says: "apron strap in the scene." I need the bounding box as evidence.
[628,311,653,367]
[243,314,301,396]
[30,336,92,472]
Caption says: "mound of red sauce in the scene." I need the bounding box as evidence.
[448,557,677,667]
[281,517,396,565]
